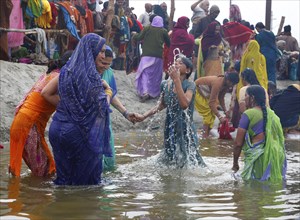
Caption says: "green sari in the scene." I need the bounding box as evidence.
[101,68,117,171]
[241,108,287,181]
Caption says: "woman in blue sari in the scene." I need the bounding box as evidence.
[42,34,113,185]
[255,22,279,84]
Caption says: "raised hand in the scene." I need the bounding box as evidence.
[167,65,180,81]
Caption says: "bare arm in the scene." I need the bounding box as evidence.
[111,95,136,123]
[232,127,246,172]
[191,0,202,10]
[142,96,166,120]
[169,65,193,109]
[41,75,60,106]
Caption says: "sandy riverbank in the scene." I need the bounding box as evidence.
[0,60,297,142]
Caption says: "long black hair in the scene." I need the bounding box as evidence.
[241,68,260,85]
[246,85,267,133]
[46,50,73,74]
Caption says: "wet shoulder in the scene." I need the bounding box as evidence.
[182,80,196,92]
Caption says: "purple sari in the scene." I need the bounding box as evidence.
[135,16,164,98]
[49,33,111,185]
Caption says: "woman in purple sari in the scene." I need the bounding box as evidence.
[43,34,113,185]
[133,16,170,102]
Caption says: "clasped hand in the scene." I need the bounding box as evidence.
[125,113,145,124]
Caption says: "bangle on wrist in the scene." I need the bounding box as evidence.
[122,110,128,118]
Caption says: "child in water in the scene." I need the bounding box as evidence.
[135,57,206,168]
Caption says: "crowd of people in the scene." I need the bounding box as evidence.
[5,0,300,185]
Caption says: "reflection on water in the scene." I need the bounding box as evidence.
[0,133,299,219]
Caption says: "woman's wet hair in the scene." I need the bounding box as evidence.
[246,85,267,132]
[225,72,239,85]
[241,68,260,85]
[47,50,73,74]
[180,57,193,78]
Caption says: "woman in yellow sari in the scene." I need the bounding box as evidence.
[9,51,72,177]
[237,40,268,100]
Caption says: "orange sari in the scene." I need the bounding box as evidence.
[9,71,58,177]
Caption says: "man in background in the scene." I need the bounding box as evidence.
[138,3,152,27]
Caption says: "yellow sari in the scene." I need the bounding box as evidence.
[237,40,268,99]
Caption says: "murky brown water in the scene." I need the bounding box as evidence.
[0,131,299,219]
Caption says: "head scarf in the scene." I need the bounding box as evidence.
[201,21,222,52]
[59,33,111,155]
[151,15,163,28]
[167,16,194,65]
[237,40,268,99]
[229,4,241,22]
[174,16,189,30]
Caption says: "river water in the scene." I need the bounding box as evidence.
[0,131,299,219]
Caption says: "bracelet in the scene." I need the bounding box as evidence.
[122,110,128,118]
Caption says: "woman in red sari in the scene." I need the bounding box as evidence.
[167,16,195,68]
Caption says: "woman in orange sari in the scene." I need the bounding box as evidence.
[9,51,73,177]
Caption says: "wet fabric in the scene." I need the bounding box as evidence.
[49,121,103,185]
[101,68,117,171]
[50,34,110,185]
[158,80,206,168]
[194,90,215,128]
[135,56,163,98]
[240,108,287,181]
[9,71,59,177]
[218,118,235,139]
